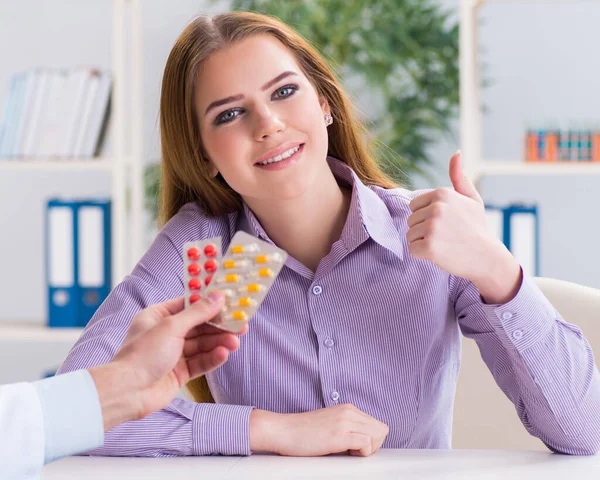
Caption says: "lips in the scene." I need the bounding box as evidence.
[253,143,305,171]
[254,142,304,166]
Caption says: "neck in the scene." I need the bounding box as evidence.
[245,167,351,272]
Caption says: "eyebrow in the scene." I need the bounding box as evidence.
[204,71,298,116]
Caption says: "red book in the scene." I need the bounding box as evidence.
[592,132,600,162]
[545,131,558,162]
[525,131,539,162]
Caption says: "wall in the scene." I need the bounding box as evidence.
[0,0,598,326]
[419,0,600,290]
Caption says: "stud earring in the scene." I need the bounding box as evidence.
[324,114,333,126]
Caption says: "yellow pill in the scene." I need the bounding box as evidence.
[255,253,283,264]
[238,283,262,294]
[232,310,247,321]
[238,297,254,307]
[259,268,272,277]
[223,274,240,283]
[223,259,249,269]
[248,283,262,293]
[231,243,259,254]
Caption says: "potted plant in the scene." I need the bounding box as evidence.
[145,0,459,225]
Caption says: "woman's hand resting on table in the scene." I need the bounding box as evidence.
[250,403,389,456]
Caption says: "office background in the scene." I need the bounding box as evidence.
[0,0,598,327]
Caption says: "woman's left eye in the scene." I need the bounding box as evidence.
[273,84,298,100]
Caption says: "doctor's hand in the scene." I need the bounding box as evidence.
[89,292,245,431]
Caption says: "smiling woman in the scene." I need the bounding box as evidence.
[158,14,397,222]
[193,34,329,203]
[55,10,600,461]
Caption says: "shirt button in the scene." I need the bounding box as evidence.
[502,311,513,320]
[512,329,523,340]
[331,391,340,401]
[324,338,335,348]
[312,285,323,295]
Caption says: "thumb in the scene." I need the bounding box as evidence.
[164,292,226,337]
[449,150,482,203]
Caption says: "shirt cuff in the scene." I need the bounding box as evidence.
[194,404,254,456]
[0,382,45,478]
[480,273,557,351]
[33,369,104,464]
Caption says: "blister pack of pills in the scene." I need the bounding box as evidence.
[183,231,287,333]
[183,237,223,308]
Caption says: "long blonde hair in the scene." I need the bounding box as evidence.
[158,11,398,403]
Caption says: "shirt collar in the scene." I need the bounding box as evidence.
[328,157,404,260]
[242,202,272,242]
[241,157,404,260]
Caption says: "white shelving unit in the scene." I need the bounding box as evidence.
[0,159,118,172]
[0,0,146,343]
[1,324,83,343]
[459,0,600,182]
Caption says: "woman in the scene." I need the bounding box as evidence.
[57,11,600,457]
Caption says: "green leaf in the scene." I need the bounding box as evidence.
[232,0,460,183]
[146,0,463,224]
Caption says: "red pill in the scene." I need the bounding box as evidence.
[204,259,218,273]
[204,244,217,257]
[188,278,201,290]
[188,263,201,275]
[204,275,213,286]
[187,246,201,260]
[189,293,201,304]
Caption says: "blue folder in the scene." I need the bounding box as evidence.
[485,203,539,277]
[45,198,112,328]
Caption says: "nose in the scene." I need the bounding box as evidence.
[253,105,285,141]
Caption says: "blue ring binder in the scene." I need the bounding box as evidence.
[485,203,539,277]
[45,198,112,328]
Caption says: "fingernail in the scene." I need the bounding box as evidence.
[207,291,224,304]
[455,149,461,156]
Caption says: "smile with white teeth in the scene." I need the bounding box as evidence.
[257,145,301,166]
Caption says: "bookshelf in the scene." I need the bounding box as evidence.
[0,0,145,342]
[459,0,600,182]
[1,323,83,343]
[0,158,120,172]
[474,161,600,176]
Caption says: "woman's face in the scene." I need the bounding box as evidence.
[194,34,331,203]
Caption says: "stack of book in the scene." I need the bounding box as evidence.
[525,129,600,163]
[0,67,112,160]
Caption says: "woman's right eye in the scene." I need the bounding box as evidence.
[215,109,242,125]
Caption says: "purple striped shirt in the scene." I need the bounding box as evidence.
[57,157,600,456]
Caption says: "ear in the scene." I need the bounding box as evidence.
[200,145,219,178]
[319,96,331,117]
[206,159,219,178]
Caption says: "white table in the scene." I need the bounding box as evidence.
[41,449,600,479]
